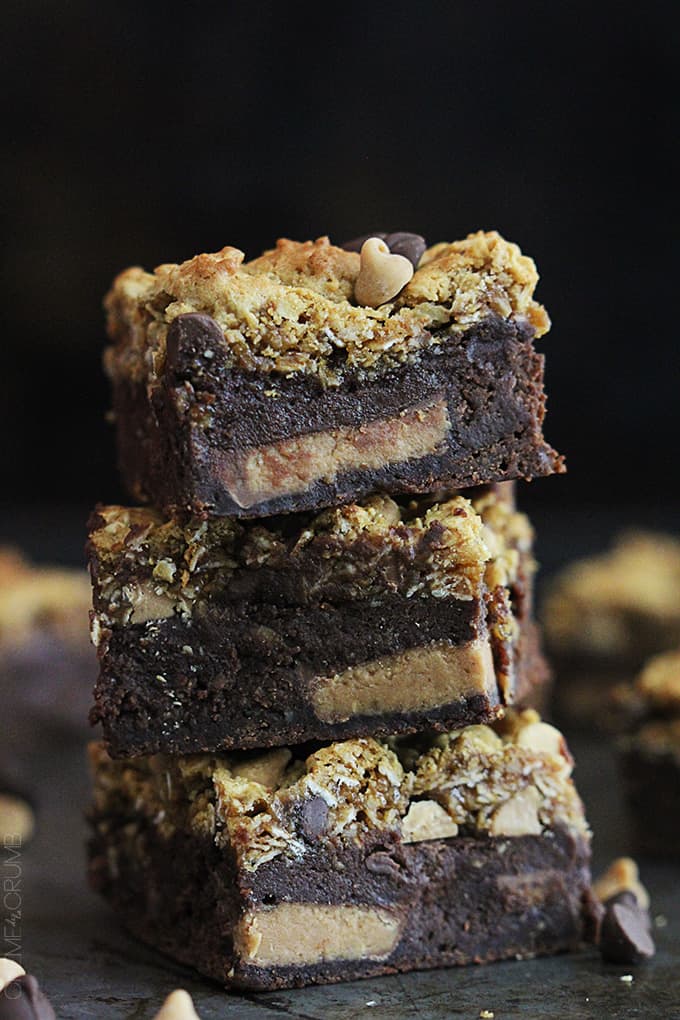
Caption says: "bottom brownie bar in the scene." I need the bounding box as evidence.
[88,710,597,990]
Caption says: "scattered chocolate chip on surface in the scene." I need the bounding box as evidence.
[0,975,56,1020]
[603,889,652,930]
[599,902,656,965]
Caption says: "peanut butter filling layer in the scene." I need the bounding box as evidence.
[311,638,497,724]
[234,904,401,968]
[216,399,449,509]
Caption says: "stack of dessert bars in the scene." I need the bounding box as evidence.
[86,231,598,990]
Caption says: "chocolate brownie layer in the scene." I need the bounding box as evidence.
[105,233,562,517]
[88,488,544,756]
[87,712,595,989]
[90,825,593,990]
[93,595,503,756]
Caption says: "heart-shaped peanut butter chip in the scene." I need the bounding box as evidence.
[354,237,414,307]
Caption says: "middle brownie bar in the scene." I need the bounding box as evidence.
[89,485,542,757]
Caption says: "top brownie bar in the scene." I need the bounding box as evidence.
[105,231,563,518]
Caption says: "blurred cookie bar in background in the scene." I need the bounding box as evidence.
[0,547,95,739]
[542,532,680,727]
[615,649,680,857]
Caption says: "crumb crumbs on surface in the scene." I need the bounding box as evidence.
[620,974,634,983]
[480,1011,495,1019]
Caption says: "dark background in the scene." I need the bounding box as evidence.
[1,0,677,562]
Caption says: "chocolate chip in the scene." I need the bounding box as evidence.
[365,851,402,877]
[0,975,56,1020]
[165,313,225,372]
[599,902,656,964]
[382,233,427,269]
[340,232,388,253]
[602,890,652,930]
[604,890,638,909]
[340,232,426,269]
[297,796,329,841]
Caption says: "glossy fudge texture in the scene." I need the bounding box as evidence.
[105,231,563,518]
[88,486,547,757]
[88,710,597,990]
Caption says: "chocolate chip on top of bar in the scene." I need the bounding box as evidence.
[340,232,427,268]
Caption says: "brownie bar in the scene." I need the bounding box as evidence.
[105,232,562,518]
[615,649,680,856]
[543,531,680,727]
[0,548,95,738]
[619,724,680,857]
[88,487,545,757]
[88,710,596,990]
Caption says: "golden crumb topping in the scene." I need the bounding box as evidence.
[88,489,530,637]
[105,231,549,385]
[89,710,588,873]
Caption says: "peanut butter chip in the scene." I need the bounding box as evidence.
[354,237,414,307]
[0,958,26,992]
[0,793,35,844]
[153,989,201,1020]
[593,857,651,911]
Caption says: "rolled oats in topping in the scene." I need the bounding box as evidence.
[90,710,588,874]
[105,231,549,387]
